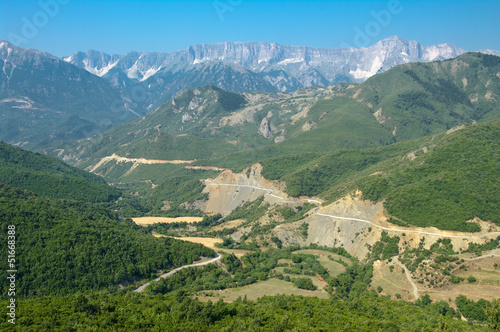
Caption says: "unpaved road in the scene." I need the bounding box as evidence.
[134,254,221,293]
[315,212,492,239]
[89,154,197,172]
[205,180,322,204]
[393,257,419,300]
[465,249,500,261]
[206,181,498,240]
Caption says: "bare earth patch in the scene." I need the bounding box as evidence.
[217,249,253,258]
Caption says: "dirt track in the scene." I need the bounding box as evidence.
[314,212,493,239]
[89,154,197,172]
[393,257,419,300]
[134,254,221,293]
[465,249,500,261]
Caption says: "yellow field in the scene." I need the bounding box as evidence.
[195,278,329,303]
[173,236,223,250]
[132,216,203,225]
[151,233,222,249]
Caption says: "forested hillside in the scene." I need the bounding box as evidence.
[261,119,500,231]
[0,185,214,297]
[52,53,500,170]
[0,292,489,331]
[349,52,500,139]
[0,141,119,202]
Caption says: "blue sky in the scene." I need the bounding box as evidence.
[1,0,499,57]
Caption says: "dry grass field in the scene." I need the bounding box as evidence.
[151,233,223,250]
[173,236,223,250]
[425,255,500,302]
[194,278,329,303]
[133,216,203,225]
[371,259,416,301]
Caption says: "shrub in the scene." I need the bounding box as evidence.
[467,276,477,283]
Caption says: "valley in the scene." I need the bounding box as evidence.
[114,154,500,308]
[68,53,499,318]
[1,43,499,330]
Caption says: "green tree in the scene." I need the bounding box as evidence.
[486,299,500,331]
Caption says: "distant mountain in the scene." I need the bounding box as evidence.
[64,36,470,112]
[478,49,500,57]
[2,37,497,149]
[55,52,500,169]
[0,40,140,147]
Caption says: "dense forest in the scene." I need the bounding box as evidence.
[0,185,214,297]
[0,291,495,331]
[0,141,120,202]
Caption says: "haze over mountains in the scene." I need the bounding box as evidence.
[1,25,500,330]
[66,36,465,84]
[1,36,498,148]
[0,40,139,146]
[55,52,500,168]
[65,36,469,111]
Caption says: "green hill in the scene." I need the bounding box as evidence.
[260,119,500,232]
[0,185,214,298]
[49,53,500,171]
[0,141,120,202]
[0,41,139,147]
[348,52,500,140]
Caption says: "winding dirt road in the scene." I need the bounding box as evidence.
[465,249,500,261]
[314,212,489,239]
[89,154,197,172]
[206,181,497,240]
[134,254,221,293]
[205,180,323,204]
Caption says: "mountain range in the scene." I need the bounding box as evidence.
[65,36,471,112]
[1,36,498,148]
[1,35,500,331]
[51,52,500,168]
